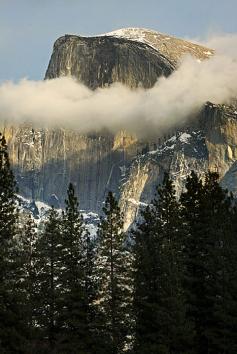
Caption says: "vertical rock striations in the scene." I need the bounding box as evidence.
[45,35,174,89]
[4,28,237,229]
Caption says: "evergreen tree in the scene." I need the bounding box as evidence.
[84,230,96,324]
[133,204,161,354]
[180,171,233,354]
[34,207,62,352]
[84,230,99,354]
[134,173,193,354]
[95,191,133,354]
[19,214,38,352]
[0,134,26,352]
[218,202,237,354]
[202,172,237,354]
[59,183,91,353]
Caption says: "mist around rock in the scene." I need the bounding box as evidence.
[0,34,237,137]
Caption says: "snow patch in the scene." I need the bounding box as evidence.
[128,198,148,207]
[101,27,160,51]
[18,195,99,235]
[168,135,177,142]
[179,133,191,143]
[35,201,51,212]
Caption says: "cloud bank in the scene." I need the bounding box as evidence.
[0,34,237,137]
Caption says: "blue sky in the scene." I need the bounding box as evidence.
[0,0,236,82]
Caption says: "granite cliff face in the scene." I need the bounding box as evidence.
[45,28,213,87]
[3,28,237,228]
[2,121,150,212]
[104,28,214,66]
[45,34,174,89]
[120,102,237,229]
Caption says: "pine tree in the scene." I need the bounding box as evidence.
[19,214,38,351]
[133,173,193,354]
[180,171,233,354]
[133,204,161,354]
[202,172,237,354]
[0,134,26,352]
[34,207,63,352]
[84,230,99,354]
[59,183,91,353]
[218,202,237,354]
[84,230,96,324]
[94,191,133,354]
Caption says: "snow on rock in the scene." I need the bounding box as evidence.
[128,198,148,207]
[168,136,177,142]
[179,133,192,143]
[18,195,99,236]
[101,27,214,65]
[119,129,208,230]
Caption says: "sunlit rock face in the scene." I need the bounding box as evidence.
[45,28,213,87]
[201,103,237,194]
[119,102,237,230]
[201,102,237,178]
[119,129,209,230]
[3,28,237,228]
[45,35,174,89]
[2,123,145,212]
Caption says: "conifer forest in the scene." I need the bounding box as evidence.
[1,133,237,354]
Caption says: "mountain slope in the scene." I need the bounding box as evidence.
[45,27,213,89]
[45,34,174,89]
[3,27,237,229]
[120,102,237,229]
[104,28,214,65]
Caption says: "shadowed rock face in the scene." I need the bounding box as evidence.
[45,35,174,89]
[3,28,237,228]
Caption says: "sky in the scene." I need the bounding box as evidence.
[0,0,237,82]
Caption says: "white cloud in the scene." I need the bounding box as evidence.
[0,34,237,137]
